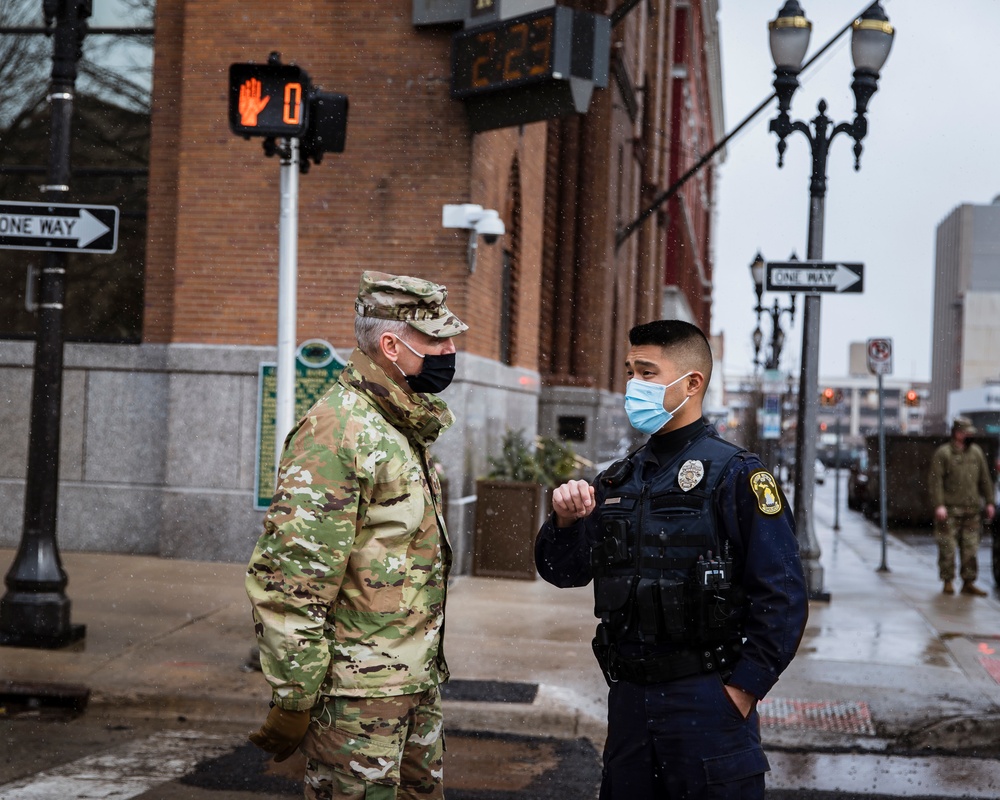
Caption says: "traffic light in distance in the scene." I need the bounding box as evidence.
[229,62,311,138]
[821,387,836,406]
[302,91,349,159]
[905,389,919,406]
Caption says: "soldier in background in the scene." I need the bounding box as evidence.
[928,416,996,597]
[246,271,466,799]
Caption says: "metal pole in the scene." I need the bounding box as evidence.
[833,404,842,531]
[791,107,830,600]
[274,138,299,478]
[877,372,890,572]
[0,0,87,648]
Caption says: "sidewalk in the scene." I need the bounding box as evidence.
[1,480,999,756]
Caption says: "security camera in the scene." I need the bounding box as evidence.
[442,203,505,241]
[473,209,505,245]
[443,203,506,271]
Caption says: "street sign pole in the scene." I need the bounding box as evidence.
[877,371,889,572]
[833,405,842,532]
[0,0,88,648]
[867,337,893,572]
[274,138,299,479]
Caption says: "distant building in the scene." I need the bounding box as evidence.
[929,198,1000,430]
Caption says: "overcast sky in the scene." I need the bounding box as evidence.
[712,0,1000,383]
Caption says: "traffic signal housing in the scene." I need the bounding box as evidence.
[904,389,920,407]
[301,91,349,162]
[229,62,311,138]
[820,387,836,406]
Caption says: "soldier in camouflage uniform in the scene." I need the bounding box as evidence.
[246,271,467,799]
[928,417,996,597]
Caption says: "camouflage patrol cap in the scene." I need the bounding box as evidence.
[355,271,468,338]
[952,416,977,434]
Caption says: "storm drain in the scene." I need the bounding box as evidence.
[441,679,539,704]
[758,697,875,735]
[0,680,90,720]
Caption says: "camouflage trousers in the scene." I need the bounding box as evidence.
[935,508,982,583]
[300,687,444,800]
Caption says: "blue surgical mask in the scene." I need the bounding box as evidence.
[624,373,692,435]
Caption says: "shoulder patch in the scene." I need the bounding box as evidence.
[749,470,783,515]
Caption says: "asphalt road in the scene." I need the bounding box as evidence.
[0,712,602,800]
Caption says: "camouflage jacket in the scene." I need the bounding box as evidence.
[246,349,454,710]
[928,441,994,511]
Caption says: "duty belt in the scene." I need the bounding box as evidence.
[593,640,741,686]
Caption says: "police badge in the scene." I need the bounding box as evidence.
[677,459,705,491]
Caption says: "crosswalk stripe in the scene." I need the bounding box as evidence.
[0,730,240,800]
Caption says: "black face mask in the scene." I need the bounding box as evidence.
[394,337,456,394]
[405,352,456,394]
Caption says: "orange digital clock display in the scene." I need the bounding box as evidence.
[452,8,556,98]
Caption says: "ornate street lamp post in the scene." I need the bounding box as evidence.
[749,251,796,374]
[767,1,894,599]
[750,251,795,473]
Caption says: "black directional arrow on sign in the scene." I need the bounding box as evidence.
[765,261,863,294]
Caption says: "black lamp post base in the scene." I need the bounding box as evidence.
[0,591,87,649]
[0,622,86,649]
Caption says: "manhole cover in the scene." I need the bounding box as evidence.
[759,697,875,735]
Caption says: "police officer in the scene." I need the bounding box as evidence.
[535,320,808,800]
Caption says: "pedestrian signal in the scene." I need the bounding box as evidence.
[905,389,919,406]
[820,387,836,406]
[229,62,311,138]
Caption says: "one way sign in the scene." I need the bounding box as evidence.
[0,200,119,254]
[765,260,863,294]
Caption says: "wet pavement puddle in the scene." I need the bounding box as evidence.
[768,749,1000,798]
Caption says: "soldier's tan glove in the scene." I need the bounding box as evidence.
[249,705,311,762]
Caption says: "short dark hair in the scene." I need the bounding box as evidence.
[629,320,713,384]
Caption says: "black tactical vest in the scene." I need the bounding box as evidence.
[591,427,746,647]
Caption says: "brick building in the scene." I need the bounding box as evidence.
[0,0,724,566]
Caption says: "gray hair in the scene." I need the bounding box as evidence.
[355,315,411,357]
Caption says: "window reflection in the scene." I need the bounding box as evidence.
[0,0,153,342]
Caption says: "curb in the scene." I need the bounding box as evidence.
[899,713,1000,757]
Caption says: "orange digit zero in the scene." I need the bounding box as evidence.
[283,82,302,125]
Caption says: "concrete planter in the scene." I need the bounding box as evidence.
[472,479,550,580]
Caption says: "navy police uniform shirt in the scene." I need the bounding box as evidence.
[535,418,808,701]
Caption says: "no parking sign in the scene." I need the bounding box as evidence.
[866,337,893,376]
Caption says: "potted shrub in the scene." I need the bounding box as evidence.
[472,430,578,580]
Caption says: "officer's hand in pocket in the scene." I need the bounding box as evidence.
[724,684,756,719]
[249,706,311,762]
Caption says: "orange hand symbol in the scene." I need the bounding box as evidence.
[239,78,270,127]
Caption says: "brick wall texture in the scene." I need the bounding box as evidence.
[144,0,721,384]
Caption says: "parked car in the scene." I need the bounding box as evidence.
[814,458,827,485]
[847,452,870,512]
